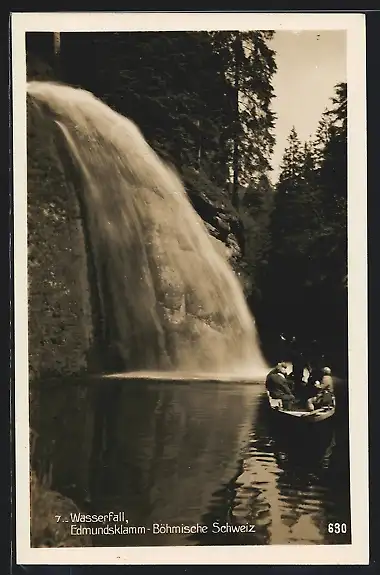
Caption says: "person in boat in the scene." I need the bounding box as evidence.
[291,355,308,399]
[266,362,296,410]
[306,366,334,411]
[303,351,325,396]
[301,366,319,400]
[307,346,327,386]
[284,336,310,402]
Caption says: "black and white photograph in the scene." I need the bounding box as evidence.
[12,12,368,565]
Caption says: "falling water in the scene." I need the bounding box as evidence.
[27,81,268,378]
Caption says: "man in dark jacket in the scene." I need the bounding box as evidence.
[306,366,334,410]
[266,362,296,410]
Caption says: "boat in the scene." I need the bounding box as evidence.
[266,390,336,423]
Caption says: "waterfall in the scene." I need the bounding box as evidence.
[27,81,268,378]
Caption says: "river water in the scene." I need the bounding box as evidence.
[30,376,351,547]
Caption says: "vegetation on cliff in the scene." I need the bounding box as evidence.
[30,470,91,547]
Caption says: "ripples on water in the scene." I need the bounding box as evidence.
[30,377,351,547]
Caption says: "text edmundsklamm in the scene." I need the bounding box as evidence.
[70,521,256,536]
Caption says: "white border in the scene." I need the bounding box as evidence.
[12,11,368,565]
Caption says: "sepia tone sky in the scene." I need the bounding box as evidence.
[269,30,347,183]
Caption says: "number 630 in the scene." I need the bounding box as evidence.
[328,523,347,534]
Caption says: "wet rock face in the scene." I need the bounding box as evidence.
[181,166,245,266]
[27,97,95,380]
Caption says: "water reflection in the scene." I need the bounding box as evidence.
[87,380,257,546]
[31,378,351,547]
[235,415,339,545]
[30,379,95,505]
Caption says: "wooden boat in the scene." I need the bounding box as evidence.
[266,390,335,423]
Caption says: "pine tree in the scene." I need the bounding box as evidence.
[257,127,306,336]
[58,30,277,270]
[259,83,348,368]
[272,127,305,245]
[240,173,274,302]
[313,82,347,285]
[208,31,277,208]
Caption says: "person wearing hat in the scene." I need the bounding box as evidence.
[266,362,296,410]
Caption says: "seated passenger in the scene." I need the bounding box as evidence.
[303,361,324,398]
[290,356,309,401]
[319,366,334,390]
[266,362,296,410]
[292,376,309,404]
[306,367,334,411]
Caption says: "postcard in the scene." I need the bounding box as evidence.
[11,11,368,565]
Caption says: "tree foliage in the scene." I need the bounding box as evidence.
[257,83,348,371]
[51,30,277,293]
[58,31,276,211]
